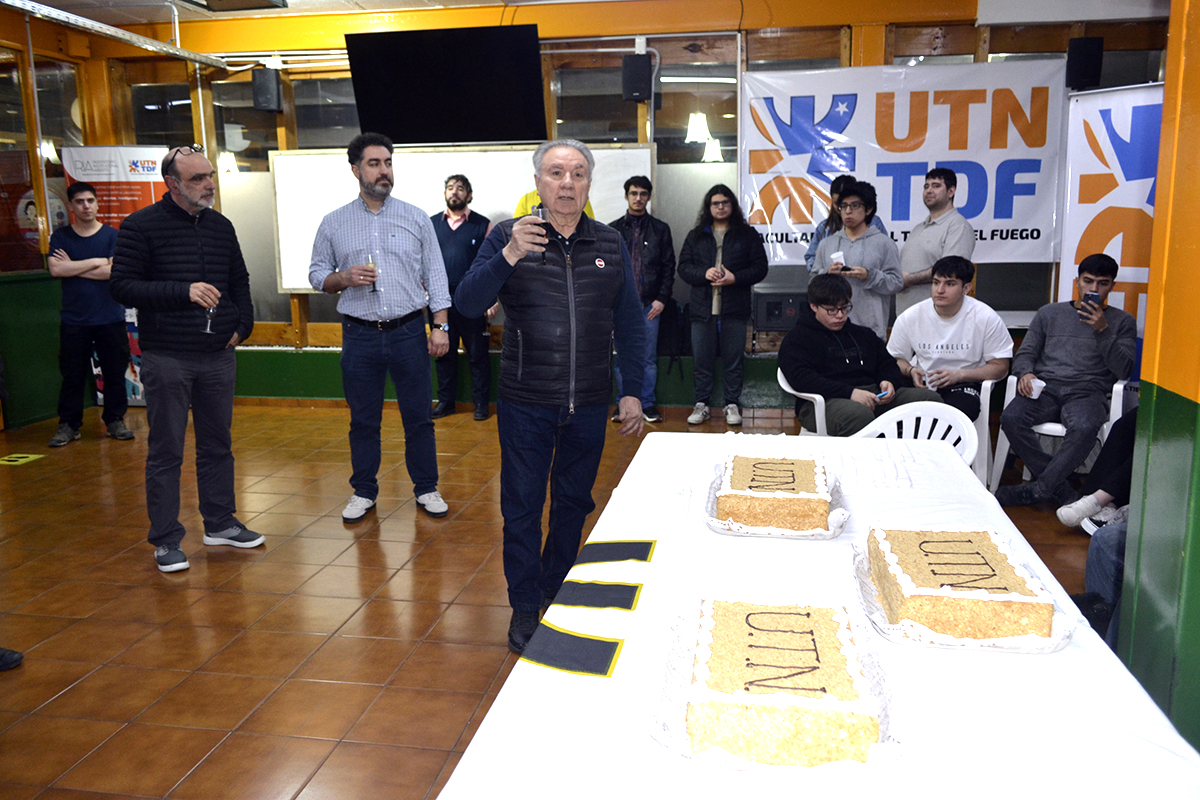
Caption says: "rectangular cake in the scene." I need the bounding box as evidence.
[685,601,881,767]
[867,528,1055,639]
[714,456,831,531]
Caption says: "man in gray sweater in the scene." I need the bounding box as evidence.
[995,254,1137,507]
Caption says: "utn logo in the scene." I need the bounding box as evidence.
[128,160,159,174]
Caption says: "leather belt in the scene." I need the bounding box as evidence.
[345,309,423,331]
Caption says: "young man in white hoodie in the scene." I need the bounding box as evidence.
[811,181,902,340]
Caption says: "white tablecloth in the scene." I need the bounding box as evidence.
[442,432,1200,797]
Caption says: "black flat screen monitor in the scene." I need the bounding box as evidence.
[345,24,547,146]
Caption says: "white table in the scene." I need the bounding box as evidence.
[442,433,1200,797]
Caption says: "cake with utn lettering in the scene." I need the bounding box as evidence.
[867,528,1055,639]
[685,601,881,766]
[714,456,831,531]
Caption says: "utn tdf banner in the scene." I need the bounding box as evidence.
[741,61,1067,265]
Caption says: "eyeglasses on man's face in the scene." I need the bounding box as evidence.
[837,201,865,212]
[163,144,204,178]
[819,304,853,317]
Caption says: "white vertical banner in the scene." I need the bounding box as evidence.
[740,61,1067,265]
[62,146,169,407]
[1059,84,1161,333]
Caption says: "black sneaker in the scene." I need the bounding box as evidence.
[106,419,135,440]
[507,609,540,654]
[203,525,265,548]
[642,405,663,423]
[0,648,23,672]
[610,409,621,423]
[155,545,190,573]
[49,423,80,447]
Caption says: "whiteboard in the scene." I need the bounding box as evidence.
[270,143,654,293]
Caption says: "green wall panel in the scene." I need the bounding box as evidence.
[235,349,346,399]
[0,272,62,428]
[232,349,797,411]
[1122,380,1200,748]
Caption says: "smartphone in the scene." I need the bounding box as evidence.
[1082,291,1101,307]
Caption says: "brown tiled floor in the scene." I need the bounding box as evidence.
[0,402,1086,797]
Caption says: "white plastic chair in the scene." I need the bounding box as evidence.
[988,376,1130,493]
[776,368,827,436]
[972,379,997,486]
[851,401,979,468]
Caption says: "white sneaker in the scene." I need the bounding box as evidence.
[724,404,742,426]
[1055,495,1102,528]
[342,494,376,523]
[687,403,710,425]
[416,490,449,518]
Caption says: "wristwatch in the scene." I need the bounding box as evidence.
[434,323,450,332]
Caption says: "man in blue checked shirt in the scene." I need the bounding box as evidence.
[309,132,453,524]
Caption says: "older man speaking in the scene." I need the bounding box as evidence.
[455,139,646,653]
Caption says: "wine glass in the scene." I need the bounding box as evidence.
[367,251,379,293]
[204,305,216,334]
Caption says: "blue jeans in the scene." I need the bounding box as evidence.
[999,386,1108,490]
[691,317,747,406]
[497,400,607,611]
[141,349,238,547]
[614,303,659,407]
[340,318,439,501]
[1086,521,1128,650]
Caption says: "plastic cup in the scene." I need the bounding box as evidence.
[830,251,845,267]
[1030,378,1046,399]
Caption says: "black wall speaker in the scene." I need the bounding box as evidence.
[622,54,652,102]
[1066,38,1104,91]
[252,68,283,113]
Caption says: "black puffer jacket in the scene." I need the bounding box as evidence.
[608,212,676,306]
[110,193,254,352]
[454,215,645,408]
[677,224,769,321]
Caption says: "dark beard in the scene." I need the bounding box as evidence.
[446,198,467,212]
[361,178,391,200]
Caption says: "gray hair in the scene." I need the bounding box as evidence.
[532,139,594,178]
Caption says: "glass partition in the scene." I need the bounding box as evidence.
[0,46,40,273]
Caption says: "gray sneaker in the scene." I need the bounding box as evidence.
[155,545,190,573]
[1082,504,1130,536]
[106,419,135,440]
[687,403,710,425]
[203,525,265,548]
[49,423,80,447]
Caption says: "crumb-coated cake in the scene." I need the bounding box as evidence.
[686,601,881,766]
[714,456,831,531]
[867,528,1055,639]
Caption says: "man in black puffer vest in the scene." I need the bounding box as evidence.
[456,140,646,654]
[110,145,260,574]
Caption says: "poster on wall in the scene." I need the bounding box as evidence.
[740,60,1067,265]
[1059,84,1161,333]
[61,145,170,407]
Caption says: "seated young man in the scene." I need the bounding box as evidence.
[995,253,1137,506]
[779,272,940,436]
[887,255,1012,420]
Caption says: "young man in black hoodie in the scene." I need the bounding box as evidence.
[779,273,940,435]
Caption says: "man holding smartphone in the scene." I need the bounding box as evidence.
[995,254,1137,507]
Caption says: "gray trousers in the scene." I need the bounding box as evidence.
[800,385,942,437]
[999,386,1108,491]
[142,349,239,547]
